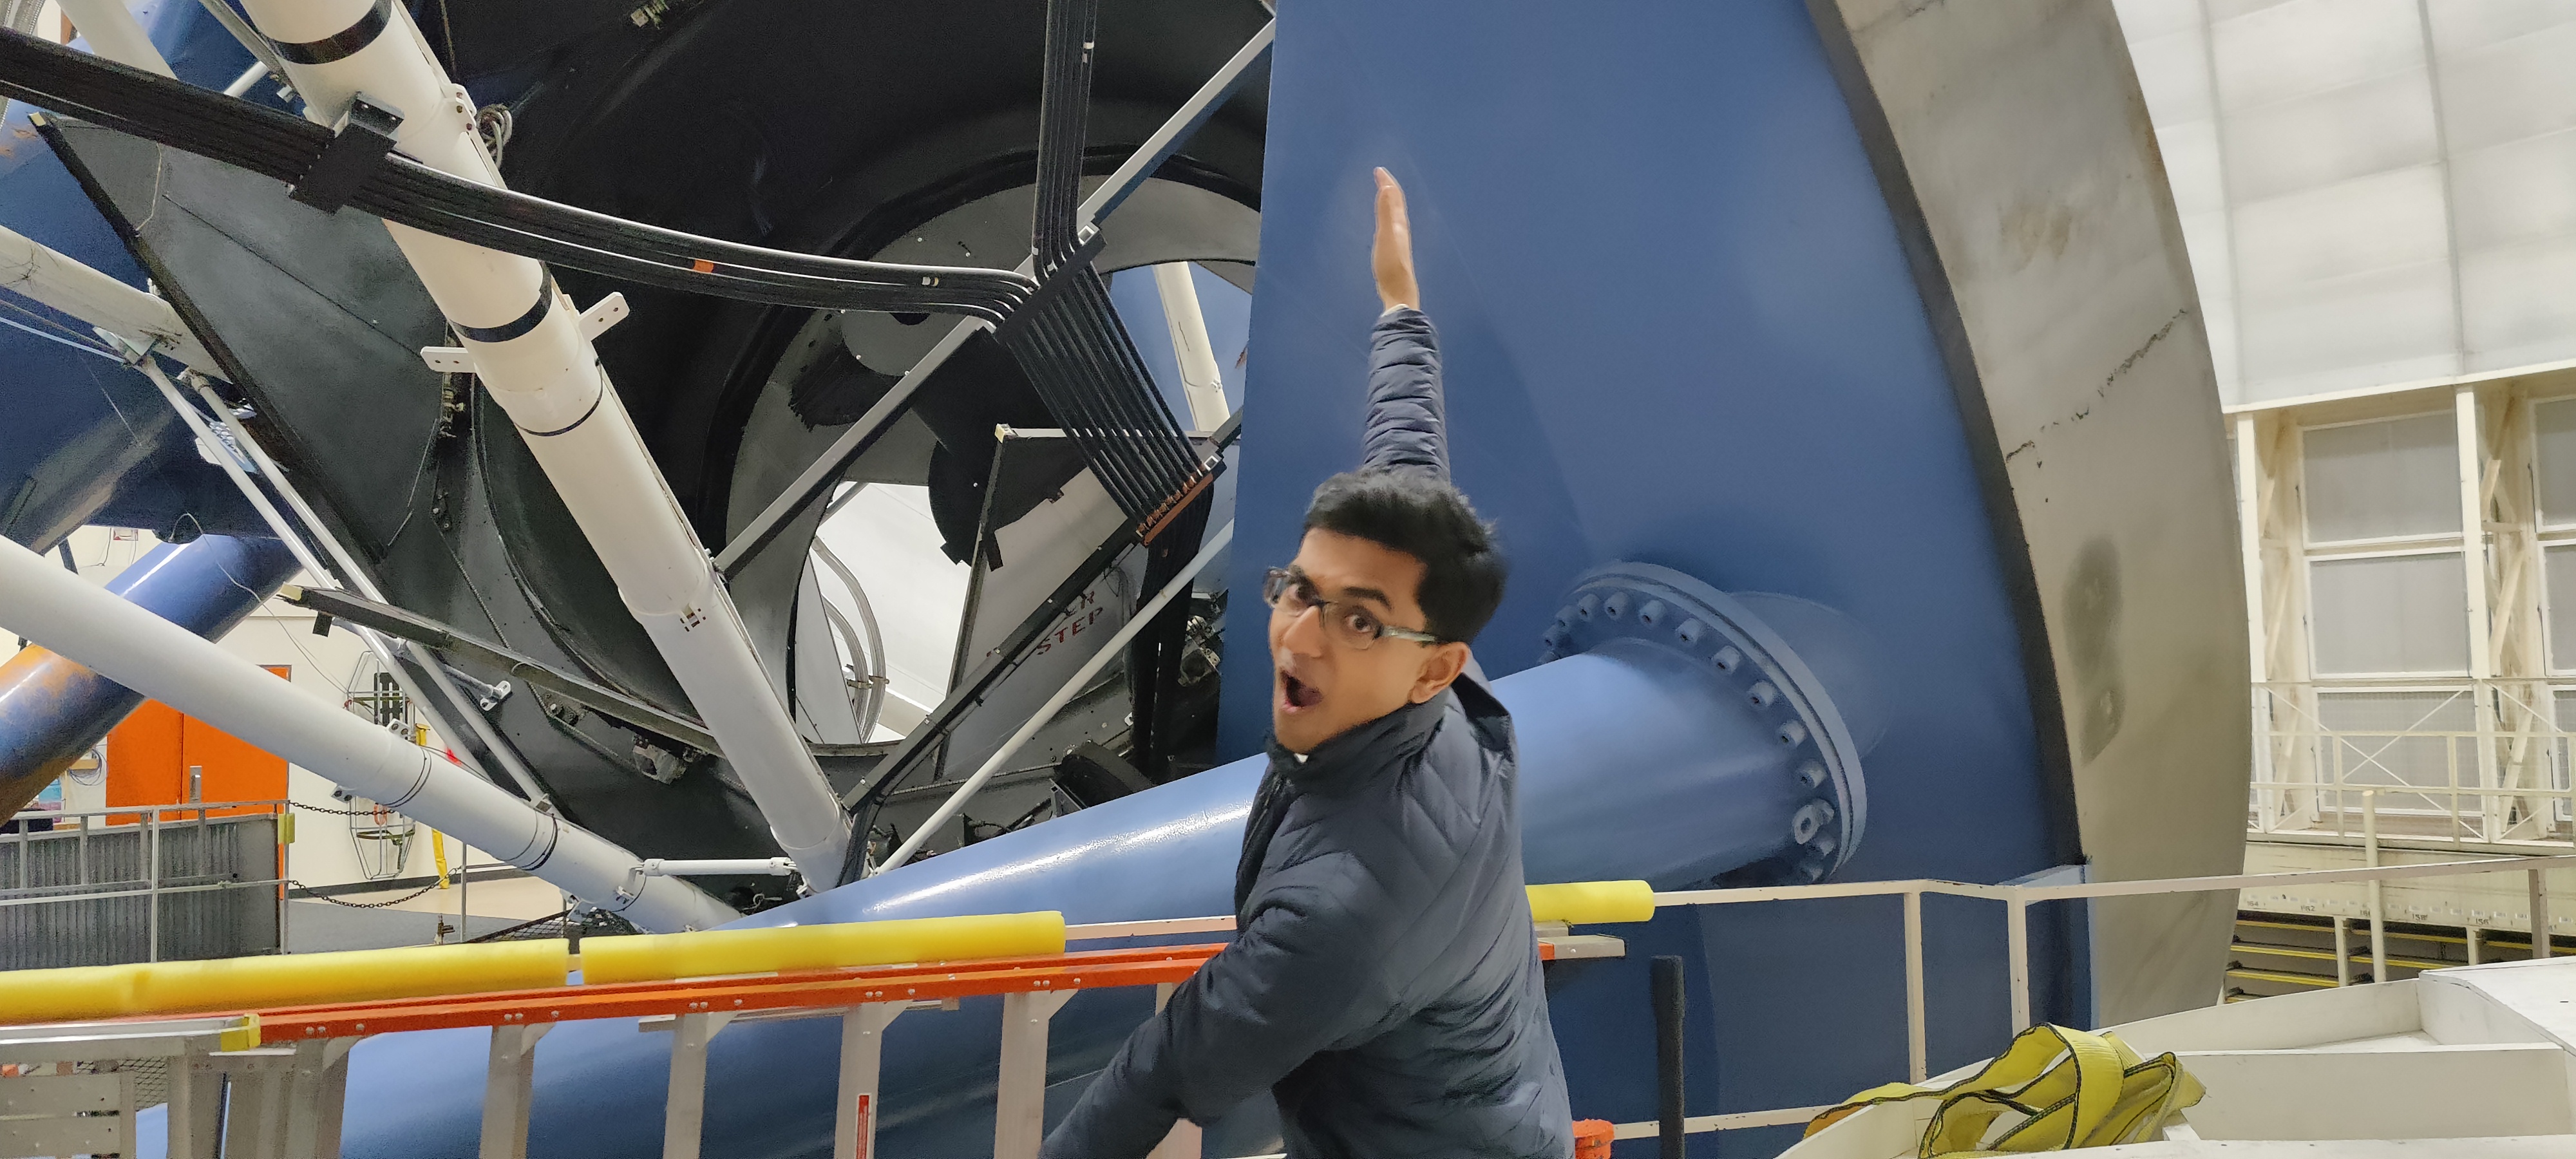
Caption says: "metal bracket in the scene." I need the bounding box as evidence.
[290,91,404,214]
[578,292,629,340]
[421,294,623,369]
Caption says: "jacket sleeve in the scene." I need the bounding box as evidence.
[1039,851,1432,1158]
[1358,306,1448,480]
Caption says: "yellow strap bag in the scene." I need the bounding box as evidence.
[1803,1023,2203,1156]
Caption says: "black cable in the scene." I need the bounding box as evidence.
[1032,0,1097,266]
[0,30,1035,319]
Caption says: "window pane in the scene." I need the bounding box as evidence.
[2302,414,2460,542]
[2534,399,2576,528]
[2546,544,2576,671]
[2309,552,2469,674]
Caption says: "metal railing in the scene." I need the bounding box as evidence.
[1106,853,2576,1141]
[1,800,289,965]
[7,851,2570,1150]
[2250,680,2576,849]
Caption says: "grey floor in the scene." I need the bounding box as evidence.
[283,900,528,952]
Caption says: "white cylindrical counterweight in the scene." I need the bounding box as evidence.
[238,0,851,880]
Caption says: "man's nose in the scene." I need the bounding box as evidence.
[1278,603,1329,656]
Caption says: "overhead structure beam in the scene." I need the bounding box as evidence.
[0,224,223,376]
[231,0,848,883]
[279,583,723,757]
[876,522,1232,874]
[1075,21,1274,229]
[54,0,171,77]
[710,17,1273,577]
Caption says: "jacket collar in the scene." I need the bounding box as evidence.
[1265,692,1449,791]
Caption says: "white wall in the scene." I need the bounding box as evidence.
[2116,0,2576,407]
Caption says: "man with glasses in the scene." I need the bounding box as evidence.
[1045,169,1573,1159]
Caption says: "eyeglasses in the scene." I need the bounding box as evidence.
[1263,567,1442,650]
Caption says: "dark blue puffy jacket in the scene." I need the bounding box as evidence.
[1041,308,1573,1158]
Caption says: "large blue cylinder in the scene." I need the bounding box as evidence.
[330,565,1882,1159]
[0,534,301,819]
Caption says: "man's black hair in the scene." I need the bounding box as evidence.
[1303,468,1507,643]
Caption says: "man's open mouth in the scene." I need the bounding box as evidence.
[1281,672,1323,711]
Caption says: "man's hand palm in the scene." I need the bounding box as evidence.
[1373,167,1421,312]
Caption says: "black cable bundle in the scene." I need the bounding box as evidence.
[0,29,1035,321]
[1003,0,1206,525]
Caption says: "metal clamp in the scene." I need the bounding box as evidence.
[289,91,403,214]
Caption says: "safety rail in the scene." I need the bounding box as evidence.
[1,800,289,966]
[2250,679,2576,849]
[0,896,1628,1159]
[1113,856,2576,1143]
[7,858,2564,1154]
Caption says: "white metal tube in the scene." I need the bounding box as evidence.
[640,858,795,878]
[0,225,222,375]
[1152,263,1229,431]
[222,60,269,99]
[116,334,529,810]
[55,0,173,77]
[876,522,1233,874]
[1902,889,1926,1082]
[2005,898,2030,1033]
[2530,867,2552,959]
[2365,790,2388,981]
[0,532,734,932]
[237,0,849,881]
[193,377,552,807]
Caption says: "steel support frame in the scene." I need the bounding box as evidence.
[994,988,1077,1159]
[712,17,1274,579]
[234,0,849,883]
[480,1023,551,1159]
[834,1003,904,1159]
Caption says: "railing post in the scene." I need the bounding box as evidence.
[994,988,1077,1159]
[1651,956,1687,1159]
[1902,889,1927,1082]
[282,1036,356,1159]
[2006,896,2031,1034]
[2467,925,2483,966]
[2530,866,2552,959]
[1145,983,1202,1159]
[2332,917,2351,986]
[835,1003,904,1159]
[2363,791,2388,982]
[167,1045,222,1159]
[481,1023,551,1159]
[146,812,161,963]
[663,1012,735,1159]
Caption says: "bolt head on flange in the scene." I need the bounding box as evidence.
[1539,561,1868,885]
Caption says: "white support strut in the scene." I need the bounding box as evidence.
[0,531,737,933]
[876,522,1234,874]
[0,225,223,377]
[236,0,850,883]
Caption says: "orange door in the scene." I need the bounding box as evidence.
[105,666,291,823]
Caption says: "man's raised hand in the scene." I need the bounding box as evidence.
[1372,167,1421,312]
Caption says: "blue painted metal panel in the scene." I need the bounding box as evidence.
[0,3,263,547]
[1209,0,2080,1147]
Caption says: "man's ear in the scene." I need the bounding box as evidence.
[1408,641,1472,704]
